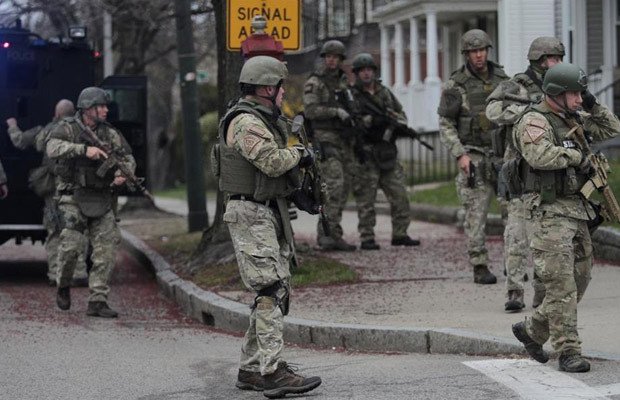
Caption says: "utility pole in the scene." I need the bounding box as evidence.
[174,0,208,232]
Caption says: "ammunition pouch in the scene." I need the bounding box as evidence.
[499,157,524,199]
[521,166,590,204]
[437,88,462,119]
[256,280,290,316]
[372,141,398,171]
[491,127,507,158]
[74,188,112,218]
[28,165,56,197]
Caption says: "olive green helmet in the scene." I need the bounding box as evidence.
[352,53,377,72]
[461,29,492,52]
[320,40,346,59]
[239,55,288,86]
[77,87,110,109]
[542,63,587,96]
[528,37,565,61]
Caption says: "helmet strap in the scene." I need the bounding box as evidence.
[547,93,571,114]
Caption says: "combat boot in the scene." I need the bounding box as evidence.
[391,236,420,246]
[360,239,380,250]
[504,290,525,312]
[318,237,355,252]
[235,369,264,391]
[473,265,497,284]
[263,362,322,399]
[56,286,71,310]
[532,288,545,308]
[512,321,549,363]
[86,301,118,318]
[559,353,591,373]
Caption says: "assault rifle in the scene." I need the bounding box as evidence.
[291,114,331,235]
[566,119,620,223]
[359,98,434,150]
[77,119,154,202]
[334,88,367,161]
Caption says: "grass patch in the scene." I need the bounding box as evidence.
[154,184,187,200]
[291,255,358,287]
[410,182,502,214]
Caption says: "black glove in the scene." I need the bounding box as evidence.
[288,189,320,215]
[581,90,597,111]
[577,154,595,177]
[298,146,315,168]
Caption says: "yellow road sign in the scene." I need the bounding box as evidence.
[227,0,301,51]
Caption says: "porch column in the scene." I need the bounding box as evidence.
[380,24,392,86]
[394,21,406,90]
[425,11,440,84]
[409,16,421,85]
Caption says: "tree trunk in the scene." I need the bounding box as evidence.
[190,0,243,269]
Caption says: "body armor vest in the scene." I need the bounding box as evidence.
[217,99,293,201]
[519,103,589,202]
[453,62,508,148]
[309,68,348,130]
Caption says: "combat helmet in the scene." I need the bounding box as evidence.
[352,53,377,72]
[542,63,587,96]
[528,37,565,61]
[320,40,346,59]
[239,55,288,86]
[461,29,492,52]
[77,87,110,109]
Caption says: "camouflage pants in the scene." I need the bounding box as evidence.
[353,159,410,241]
[56,195,119,302]
[503,197,545,296]
[456,153,494,267]
[224,199,292,375]
[524,211,592,355]
[316,141,355,243]
[43,196,88,282]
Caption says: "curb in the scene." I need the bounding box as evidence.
[121,229,527,357]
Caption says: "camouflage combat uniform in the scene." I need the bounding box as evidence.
[217,98,302,376]
[0,158,6,186]
[513,100,619,356]
[46,113,135,302]
[8,122,88,283]
[486,68,547,304]
[350,80,411,243]
[438,61,509,268]
[303,65,355,246]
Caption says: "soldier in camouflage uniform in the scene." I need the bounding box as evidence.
[438,29,509,284]
[486,37,565,311]
[6,100,89,287]
[303,40,356,251]
[47,87,136,318]
[215,56,321,398]
[348,53,419,250]
[0,158,7,199]
[511,63,619,373]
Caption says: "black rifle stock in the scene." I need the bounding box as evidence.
[77,119,154,202]
[291,115,331,235]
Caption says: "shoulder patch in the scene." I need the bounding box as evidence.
[527,117,547,129]
[522,116,548,144]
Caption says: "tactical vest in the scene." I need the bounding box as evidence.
[519,103,589,203]
[453,62,508,147]
[217,99,293,201]
[308,68,348,130]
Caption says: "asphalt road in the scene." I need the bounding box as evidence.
[2,241,620,400]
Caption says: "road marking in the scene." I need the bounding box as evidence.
[463,359,618,399]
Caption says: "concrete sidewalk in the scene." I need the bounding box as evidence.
[124,196,620,361]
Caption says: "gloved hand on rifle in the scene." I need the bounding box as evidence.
[293,144,315,168]
[288,188,320,215]
[336,108,351,124]
[577,154,595,177]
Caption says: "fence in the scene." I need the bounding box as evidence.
[397,131,457,185]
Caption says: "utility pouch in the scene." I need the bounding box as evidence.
[28,165,56,197]
[372,141,398,171]
[74,188,112,218]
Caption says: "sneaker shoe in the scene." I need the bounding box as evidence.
[559,354,590,373]
[505,290,525,312]
[391,236,420,246]
[512,321,549,363]
[474,265,497,284]
[360,239,380,250]
[86,301,119,318]
[263,362,321,399]
[236,369,263,391]
[56,286,71,310]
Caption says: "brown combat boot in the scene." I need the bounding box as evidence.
[86,301,118,318]
[504,290,525,312]
[512,321,549,363]
[474,265,497,284]
[235,369,263,391]
[263,362,321,399]
[559,353,591,373]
